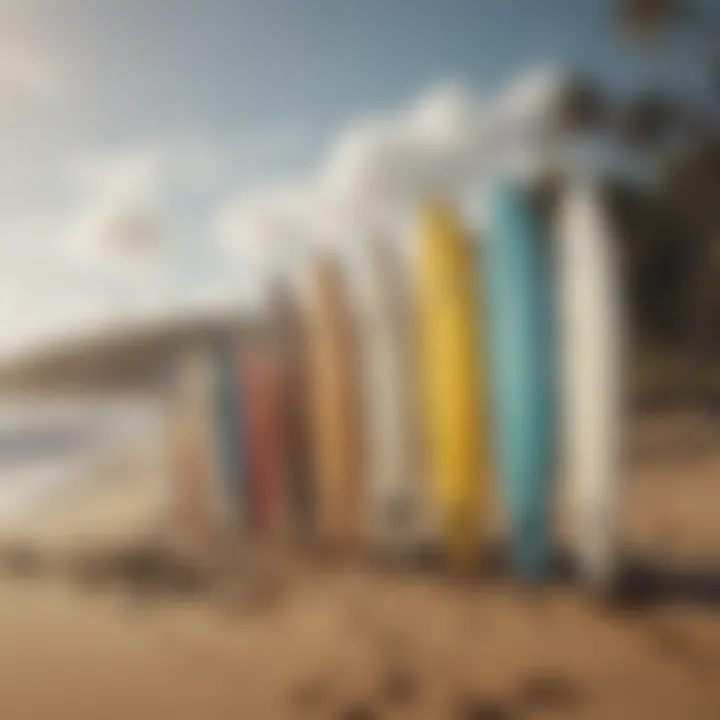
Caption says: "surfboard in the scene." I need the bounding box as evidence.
[268,280,314,540]
[242,342,284,538]
[357,238,420,556]
[172,347,225,531]
[485,181,557,581]
[304,253,361,551]
[416,201,483,565]
[470,227,493,557]
[211,341,244,526]
[556,180,623,590]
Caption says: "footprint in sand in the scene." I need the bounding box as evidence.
[1,541,46,579]
[454,694,517,720]
[290,676,332,714]
[380,666,420,707]
[335,701,380,720]
[647,622,692,659]
[515,672,585,713]
[645,620,720,683]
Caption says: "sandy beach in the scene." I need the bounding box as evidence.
[0,409,719,720]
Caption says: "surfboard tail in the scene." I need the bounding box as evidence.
[442,501,478,568]
[513,510,553,581]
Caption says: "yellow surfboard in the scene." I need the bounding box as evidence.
[415,200,489,565]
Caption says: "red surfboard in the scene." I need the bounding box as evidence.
[242,343,284,538]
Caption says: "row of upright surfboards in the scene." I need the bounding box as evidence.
[171,179,622,591]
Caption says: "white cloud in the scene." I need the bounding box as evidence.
[0,282,113,357]
[0,68,568,356]
[65,121,310,269]
[67,148,163,200]
[215,67,568,268]
[320,81,483,210]
[0,41,68,102]
[214,179,336,272]
[66,147,167,265]
[69,198,165,265]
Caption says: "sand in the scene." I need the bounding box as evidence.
[0,410,719,719]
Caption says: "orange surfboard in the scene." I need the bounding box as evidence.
[304,253,361,550]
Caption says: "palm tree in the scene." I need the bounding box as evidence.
[617,89,681,149]
[554,74,608,135]
[616,0,719,102]
[615,0,682,42]
[616,0,720,396]
[663,140,720,378]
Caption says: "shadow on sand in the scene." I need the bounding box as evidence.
[613,553,720,609]
[2,537,720,611]
[0,538,211,599]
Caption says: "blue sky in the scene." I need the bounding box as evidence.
[0,0,710,352]
[4,0,663,150]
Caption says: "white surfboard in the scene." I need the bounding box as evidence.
[172,347,225,529]
[556,180,624,590]
[357,238,420,555]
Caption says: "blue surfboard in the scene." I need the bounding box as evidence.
[212,341,246,525]
[484,182,557,580]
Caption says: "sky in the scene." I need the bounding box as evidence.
[0,0,711,355]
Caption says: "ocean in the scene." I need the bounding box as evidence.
[0,396,167,519]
